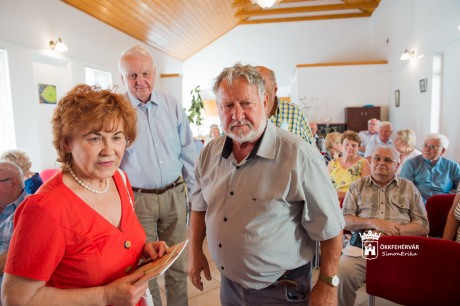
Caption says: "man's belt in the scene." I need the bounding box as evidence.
[132,177,184,195]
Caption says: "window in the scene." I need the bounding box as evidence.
[0,49,16,152]
[85,67,112,89]
[430,54,443,133]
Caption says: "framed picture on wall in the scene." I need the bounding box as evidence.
[419,78,427,93]
[38,84,57,104]
[395,89,400,107]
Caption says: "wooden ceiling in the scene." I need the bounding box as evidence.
[62,0,381,61]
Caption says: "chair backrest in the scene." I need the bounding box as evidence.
[366,235,460,306]
[39,168,59,182]
[425,194,455,237]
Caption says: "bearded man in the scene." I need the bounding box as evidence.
[188,63,345,306]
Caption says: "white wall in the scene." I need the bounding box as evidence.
[294,63,389,123]
[0,0,183,170]
[183,0,460,160]
[182,17,375,106]
[373,0,460,160]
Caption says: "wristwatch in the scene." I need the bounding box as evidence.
[319,274,340,287]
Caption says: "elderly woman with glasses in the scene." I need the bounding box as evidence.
[393,129,421,175]
[2,84,167,306]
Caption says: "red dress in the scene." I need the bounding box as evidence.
[5,170,146,291]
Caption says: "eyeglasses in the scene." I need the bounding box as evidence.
[0,177,13,183]
[422,144,442,151]
[220,101,257,113]
[372,156,396,164]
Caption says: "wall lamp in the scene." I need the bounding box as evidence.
[49,38,68,52]
[400,49,415,61]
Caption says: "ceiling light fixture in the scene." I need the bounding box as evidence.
[400,49,415,61]
[251,0,280,9]
[49,37,68,52]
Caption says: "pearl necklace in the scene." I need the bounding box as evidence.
[68,167,110,194]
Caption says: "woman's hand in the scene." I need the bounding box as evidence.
[143,241,168,260]
[103,271,149,305]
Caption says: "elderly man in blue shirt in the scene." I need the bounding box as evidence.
[118,45,196,306]
[0,161,26,291]
[400,133,460,202]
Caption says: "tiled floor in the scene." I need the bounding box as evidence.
[157,239,401,306]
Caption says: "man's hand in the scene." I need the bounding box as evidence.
[309,281,338,306]
[188,250,212,291]
[372,219,400,236]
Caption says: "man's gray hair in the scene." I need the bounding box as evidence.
[425,133,449,149]
[212,63,266,101]
[118,45,155,75]
[372,147,399,162]
[379,121,393,130]
[0,160,24,189]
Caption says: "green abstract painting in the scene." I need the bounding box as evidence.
[38,84,57,104]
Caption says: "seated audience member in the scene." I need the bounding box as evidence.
[400,133,460,202]
[2,85,167,306]
[1,149,43,194]
[204,124,221,146]
[394,129,421,175]
[338,147,429,306]
[358,118,380,156]
[364,121,394,162]
[0,161,27,293]
[309,121,326,153]
[256,66,315,144]
[328,131,370,201]
[324,132,343,165]
[442,183,460,242]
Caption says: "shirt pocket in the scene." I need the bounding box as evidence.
[241,198,287,239]
[391,194,411,223]
[356,194,374,218]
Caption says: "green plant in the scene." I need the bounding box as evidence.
[187,85,204,127]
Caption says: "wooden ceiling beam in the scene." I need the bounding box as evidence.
[235,2,379,18]
[239,12,371,24]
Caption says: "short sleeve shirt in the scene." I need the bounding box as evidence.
[342,175,428,230]
[192,121,345,289]
[5,171,146,289]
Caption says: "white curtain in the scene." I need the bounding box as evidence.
[85,67,113,89]
[0,49,16,152]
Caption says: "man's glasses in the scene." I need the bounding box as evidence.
[422,144,442,151]
[372,157,396,164]
[0,177,13,183]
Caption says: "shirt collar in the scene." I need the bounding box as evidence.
[126,91,155,107]
[3,190,27,214]
[221,120,274,160]
[366,174,400,188]
[422,155,444,166]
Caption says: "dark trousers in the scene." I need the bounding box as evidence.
[220,263,312,306]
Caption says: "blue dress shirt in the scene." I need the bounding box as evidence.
[400,155,460,202]
[120,91,196,194]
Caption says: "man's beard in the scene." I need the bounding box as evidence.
[227,116,267,144]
